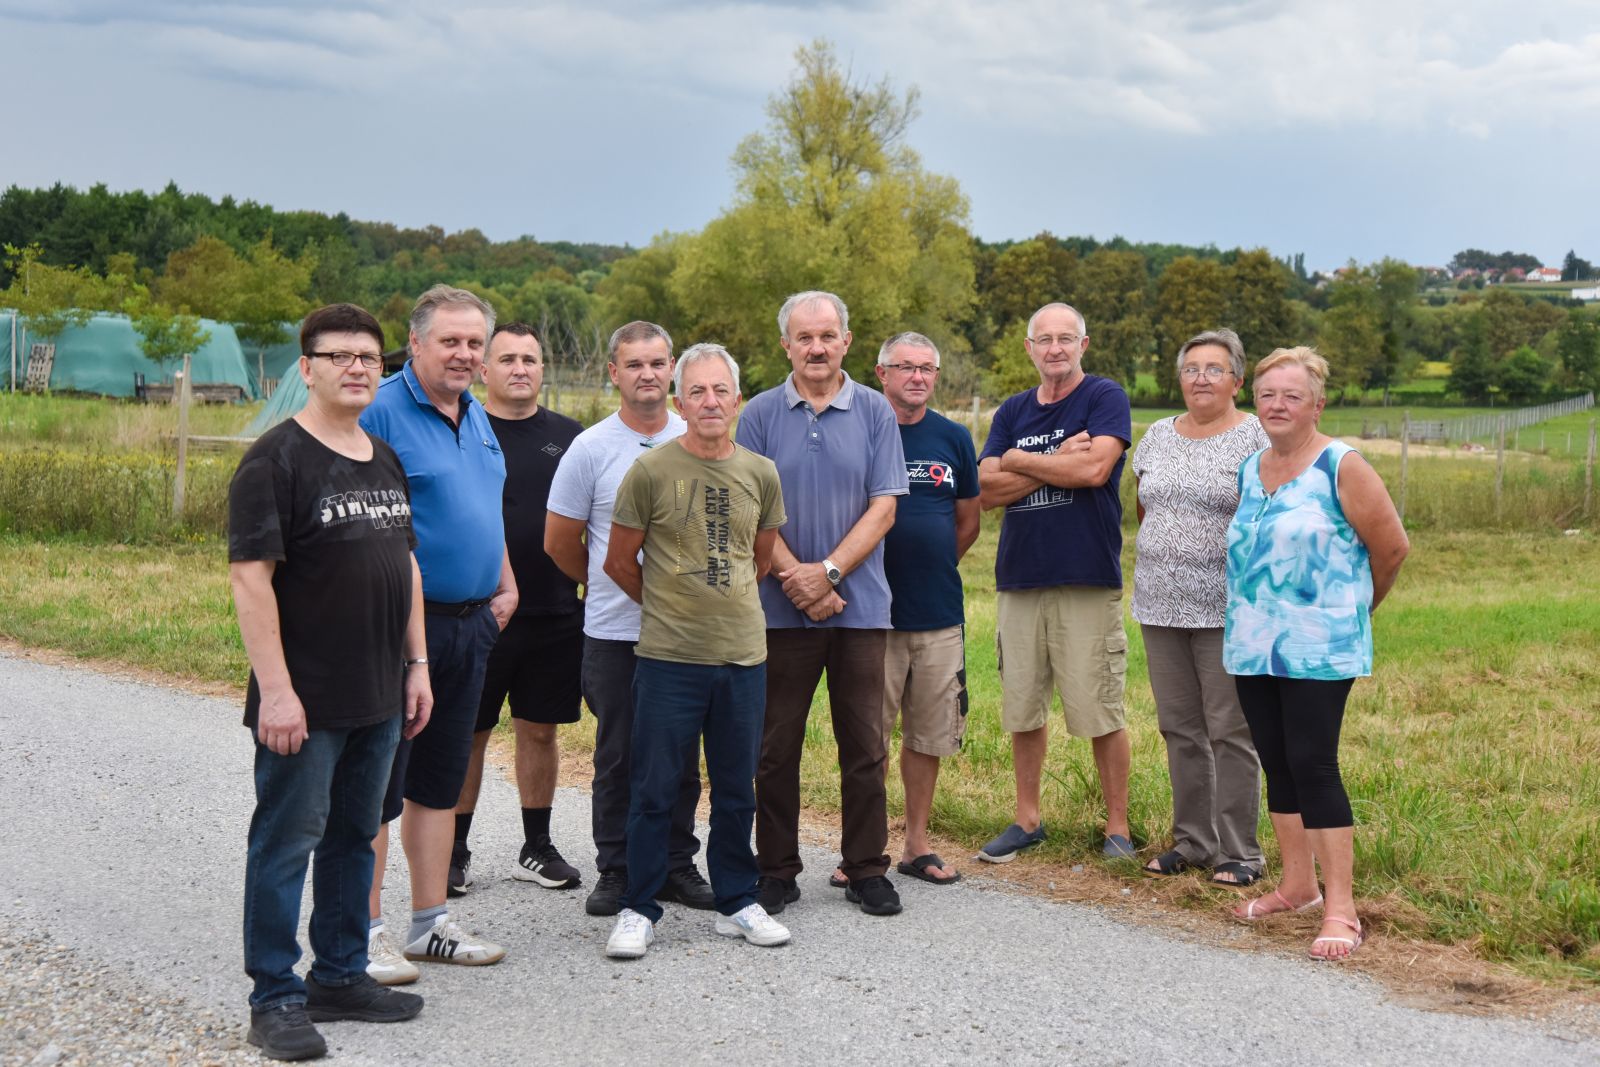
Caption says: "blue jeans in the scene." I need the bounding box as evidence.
[622,658,765,923]
[244,715,401,1010]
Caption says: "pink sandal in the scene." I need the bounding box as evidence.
[1309,916,1364,960]
[1235,888,1323,922]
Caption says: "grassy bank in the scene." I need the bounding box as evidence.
[1,526,1595,984]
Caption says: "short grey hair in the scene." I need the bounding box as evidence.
[1025,302,1086,339]
[1176,328,1246,381]
[608,320,674,360]
[877,331,940,368]
[777,290,850,339]
[410,284,495,342]
[673,342,740,396]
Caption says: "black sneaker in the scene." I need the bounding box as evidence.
[655,865,716,910]
[514,838,582,889]
[304,974,424,1023]
[247,1003,327,1061]
[585,868,628,916]
[845,875,903,916]
[448,840,472,898]
[755,875,800,915]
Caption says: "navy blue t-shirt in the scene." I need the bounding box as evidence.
[882,410,980,631]
[980,375,1131,590]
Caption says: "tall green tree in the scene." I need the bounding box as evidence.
[1496,345,1551,404]
[1448,312,1495,402]
[982,234,1079,335]
[670,39,976,390]
[1226,249,1298,372]
[1555,309,1600,393]
[1073,248,1150,387]
[1479,287,1564,358]
[1153,256,1229,399]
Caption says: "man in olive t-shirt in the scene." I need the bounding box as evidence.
[599,344,789,959]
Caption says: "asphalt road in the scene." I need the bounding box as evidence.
[1,651,1594,1066]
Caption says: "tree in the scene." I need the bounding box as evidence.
[595,234,693,340]
[1561,250,1595,282]
[124,287,211,375]
[981,234,1079,334]
[1496,345,1551,404]
[1072,248,1150,387]
[669,39,976,390]
[1448,312,1495,403]
[1479,287,1564,358]
[1226,249,1299,373]
[1153,256,1229,400]
[1555,309,1600,393]
[0,243,102,340]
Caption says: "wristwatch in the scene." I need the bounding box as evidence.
[822,558,842,587]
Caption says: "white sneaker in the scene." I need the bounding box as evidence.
[714,903,791,947]
[605,908,655,958]
[402,915,506,966]
[366,925,420,986]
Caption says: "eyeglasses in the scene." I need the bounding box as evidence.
[1180,365,1232,381]
[310,351,383,370]
[1028,334,1082,348]
[883,363,939,378]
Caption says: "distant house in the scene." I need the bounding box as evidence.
[1529,267,1563,283]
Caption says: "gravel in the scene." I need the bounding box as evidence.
[2,650,1596,1066]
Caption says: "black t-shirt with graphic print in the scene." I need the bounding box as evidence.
[228,419,417,731]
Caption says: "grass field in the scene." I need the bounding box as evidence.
[1,523,1596,985]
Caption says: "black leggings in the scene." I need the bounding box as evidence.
[1233,675,1356,830]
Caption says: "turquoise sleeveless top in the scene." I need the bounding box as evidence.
[1223,441,1373,679]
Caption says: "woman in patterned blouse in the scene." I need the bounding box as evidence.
[1132,329,1269,888]
[1222,347,1408,961]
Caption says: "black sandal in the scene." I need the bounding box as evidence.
[1209,861,1263,887]
[1142,849,1197,876]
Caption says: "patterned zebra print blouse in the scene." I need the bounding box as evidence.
[1131,414,1269,628]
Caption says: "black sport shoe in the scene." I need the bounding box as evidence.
[514,838,582,889]
[448,840,472,898]
[304,974,424,1023]
[755,875,800,915]
[585,868,628,916]
[845,875,903,916]
[655,865,716,910]
[247,1003,327,1061]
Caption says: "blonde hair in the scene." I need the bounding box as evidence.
[1253,346,1328,402]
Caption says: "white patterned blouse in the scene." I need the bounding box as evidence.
[1130,414,1270,628]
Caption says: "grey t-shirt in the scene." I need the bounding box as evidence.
[1130,413,1269,628]
[547,410,687,641]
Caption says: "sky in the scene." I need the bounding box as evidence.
[3,0,1598,272]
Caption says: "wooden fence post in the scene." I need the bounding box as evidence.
[1494,415,1505,522]
[1398,410,1409,523]
[173,354,192,521]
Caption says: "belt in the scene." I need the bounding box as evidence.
[423,598,492,618]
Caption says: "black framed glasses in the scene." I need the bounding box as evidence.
[883,362,939,377]
[309,350,383,370]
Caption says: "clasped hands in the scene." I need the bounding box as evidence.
[777,561,846,622]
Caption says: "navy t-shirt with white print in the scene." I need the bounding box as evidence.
[980,375,1131,591]
[882,410,979,631]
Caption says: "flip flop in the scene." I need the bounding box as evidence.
[1143,849,1197,877]
[1235,888,1323,922]
[828,871,849,889]
[1309,916,1364,961]
[895,854,961,885]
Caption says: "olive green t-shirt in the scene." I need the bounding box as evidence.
[613,439,786,666]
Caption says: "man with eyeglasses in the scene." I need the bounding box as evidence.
[734,290,909,918]
[976,302,1135,863]
[448,322,585,899]
[869,332,980,886]
[358,285,518,984]
[229,303,428,1059]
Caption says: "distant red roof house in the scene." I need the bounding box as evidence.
[1530,267,1563,282]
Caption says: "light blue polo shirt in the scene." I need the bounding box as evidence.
[734,372,907,630]
[359,360,505,602]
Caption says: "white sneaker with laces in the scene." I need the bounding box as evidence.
[366,925,420,986]
[402,915,506,966]
[714,903,791,947]
[605,908,655,958]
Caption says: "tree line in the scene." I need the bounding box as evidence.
[3,40,1596,403]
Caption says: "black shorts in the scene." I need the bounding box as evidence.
[381,605,500,822]
[474,613,584,732]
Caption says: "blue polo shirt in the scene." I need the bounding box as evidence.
[734,372,908,630]
[359,360,505,602]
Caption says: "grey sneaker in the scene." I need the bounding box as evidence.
[246,1003,326,1061]
[448,840,472,898]
[977,822,1047,863]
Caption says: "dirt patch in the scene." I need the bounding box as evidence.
[1341,436,1535,462]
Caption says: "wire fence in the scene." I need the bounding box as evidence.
[1361,393,1594,444]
